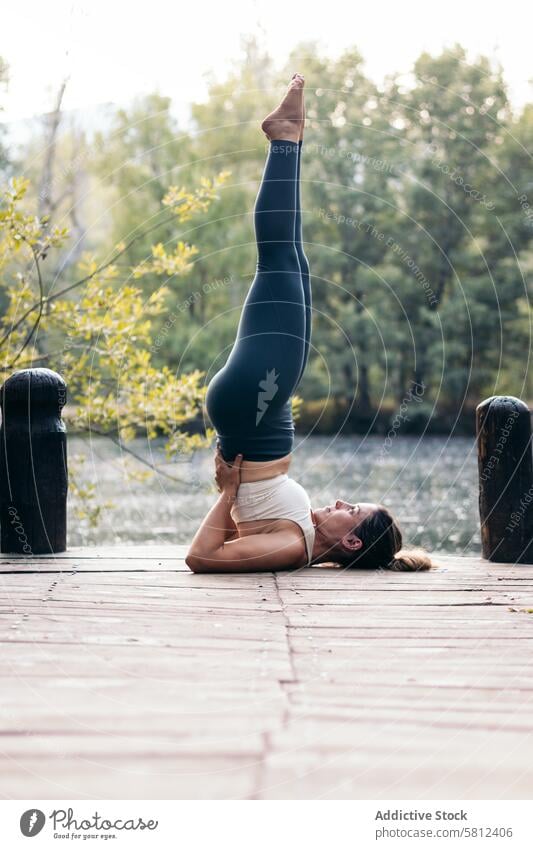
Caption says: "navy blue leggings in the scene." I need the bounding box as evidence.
[205,140,311,461]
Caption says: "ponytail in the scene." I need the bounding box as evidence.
[387,546,433,572]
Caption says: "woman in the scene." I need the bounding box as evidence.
[187,74,431,575]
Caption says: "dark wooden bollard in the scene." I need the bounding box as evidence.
[0,368,68,554]
[477,395,533,563]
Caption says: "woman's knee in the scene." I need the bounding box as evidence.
[257,243,301,274]
[295,246,310,277]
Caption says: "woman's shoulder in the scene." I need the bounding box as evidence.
[238,517,309,567]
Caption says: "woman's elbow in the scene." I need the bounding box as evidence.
[185,552,211,573]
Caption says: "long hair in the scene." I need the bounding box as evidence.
[337,505,432,572]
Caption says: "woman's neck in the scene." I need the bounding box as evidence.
[309,526,331,565]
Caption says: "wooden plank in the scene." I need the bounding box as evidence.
[2,757,258,800]
[1,545,187,560]
[0,546,532,800]
[0,545,189,572]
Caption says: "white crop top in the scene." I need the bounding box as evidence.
[230,474,316,565]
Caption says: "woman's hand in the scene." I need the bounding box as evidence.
[214,448,243,496]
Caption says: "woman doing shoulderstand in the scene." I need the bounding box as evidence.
[187,75,432,575]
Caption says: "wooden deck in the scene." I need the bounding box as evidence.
[1,546,533,800]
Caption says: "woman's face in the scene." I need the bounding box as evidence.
[311,500,378,552]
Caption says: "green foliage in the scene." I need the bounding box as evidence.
[161,41,532,414]
[3,39,533,465]
[0,172,229,481]
[0,56,9,175]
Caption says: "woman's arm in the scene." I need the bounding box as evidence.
[186,451,243,568]
[188,488,239,562]
[218,492,239,542]
[186,528,305,573]
[212,444,239,541]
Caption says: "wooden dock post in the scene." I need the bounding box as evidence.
[477,395,533,563]
[0,368,68,554]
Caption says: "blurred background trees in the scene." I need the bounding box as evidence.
[2,38,532,439]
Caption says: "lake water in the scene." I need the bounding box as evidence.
[68,434,480,554]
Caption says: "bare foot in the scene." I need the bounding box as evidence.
[292,72,306,142]
[261,73,305,143]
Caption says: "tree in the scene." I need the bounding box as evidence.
[34,40,529,448]
[0,170,228,498]
[0,56,9,175]
[287,45,402,420]
[389,45,514,405]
